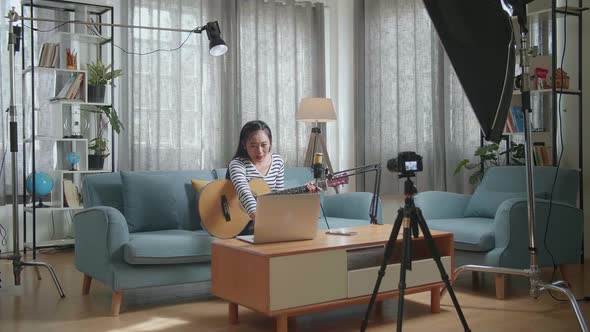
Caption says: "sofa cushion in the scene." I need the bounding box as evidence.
[318,217,371,230]
[123,229,213,264]
[464,190,548,218]
[121,172,182,232]
[426,217,495,252]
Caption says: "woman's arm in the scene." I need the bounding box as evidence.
[229,159,257,218]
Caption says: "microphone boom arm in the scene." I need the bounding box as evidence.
[331,163,382,225]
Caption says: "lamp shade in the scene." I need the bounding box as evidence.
[296,98,337,122]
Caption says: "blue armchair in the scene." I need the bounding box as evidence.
[415,166,583,299]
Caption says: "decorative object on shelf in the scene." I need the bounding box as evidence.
[63,105,88,138]
[453,141,525,186]
[86,60,122,103]
[62,179,81,208]
[25,172,54,207]
[82,105,124,170]
[66,152,81,171]
[550,68,570,89]
[66,48,77,70]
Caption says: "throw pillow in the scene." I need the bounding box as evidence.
[121,171,181,232]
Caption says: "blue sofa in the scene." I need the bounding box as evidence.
[74,167,380,315]
[415,166,583,299]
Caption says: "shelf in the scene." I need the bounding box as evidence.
[24,136,88,143]
[513,89,581,95]
[512,6,586,21]
[49,100,110,106]
[23,66,86,75]
[24,206,83,213]
[24,238,75,250]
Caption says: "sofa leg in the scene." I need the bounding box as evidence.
[82,274,92,295]
[112,291,124,316]
[495,274,505,300]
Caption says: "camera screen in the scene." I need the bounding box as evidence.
[405,161,418,171]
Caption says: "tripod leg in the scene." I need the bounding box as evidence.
[22,261,65,298]
[395,213,413,332]
[316,133,334,175]
[415,208,471,332]
[360,208,404,332]
[304,132,318,167]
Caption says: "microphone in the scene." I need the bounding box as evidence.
[312,153,324,181]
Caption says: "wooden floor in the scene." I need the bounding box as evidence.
[1,249,589,332]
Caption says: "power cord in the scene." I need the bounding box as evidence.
[24,21,196,56]
[320,201,331,229]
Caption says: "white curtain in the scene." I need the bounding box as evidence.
[361,0,480,194]
[124,0,325,171]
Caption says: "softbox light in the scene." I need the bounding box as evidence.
[423,0,515,143]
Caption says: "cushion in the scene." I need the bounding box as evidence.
[121,171,181,232]
[427,218,495,252]
[464,190,549,218]
[123,229,213,264]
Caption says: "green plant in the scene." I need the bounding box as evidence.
[81,105,124,158]
[87,59,122,86]
[454,141,525,185]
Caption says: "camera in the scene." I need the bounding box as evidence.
[386,151,423,176]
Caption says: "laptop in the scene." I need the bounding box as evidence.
[236,193,320,244]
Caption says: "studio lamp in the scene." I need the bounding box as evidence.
[421,0,588,330]
[296,98,337,175]
[194,21,228,56]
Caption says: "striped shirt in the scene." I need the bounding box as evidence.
[228,153,285,216]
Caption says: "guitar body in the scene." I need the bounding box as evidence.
[197,178,271,239]
[197,176,348,239]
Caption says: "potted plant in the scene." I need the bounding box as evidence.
[82,105,124,170]
[454,141,525,185]
[86,60,122,103]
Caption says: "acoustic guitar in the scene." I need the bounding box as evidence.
[193,176,349,239]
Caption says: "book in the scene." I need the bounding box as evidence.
[63,179,80,208]
[510,106,525,132]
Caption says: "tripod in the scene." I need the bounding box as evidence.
[304,127,334,176]
[361,175,470,331]
[0,8,65,297]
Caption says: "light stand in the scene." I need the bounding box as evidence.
[440,3,588,331]
[297,98,337,176]
[1,7,65,297]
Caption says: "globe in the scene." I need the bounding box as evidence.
[67,152,81,170]
[26,172,54,197]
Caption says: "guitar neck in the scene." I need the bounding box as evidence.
[272,180,327,195]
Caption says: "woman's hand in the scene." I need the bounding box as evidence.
[306,181,323,193]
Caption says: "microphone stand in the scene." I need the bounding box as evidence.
[440,2,587,330]
[0,8,65,297]
[331,163,382,225]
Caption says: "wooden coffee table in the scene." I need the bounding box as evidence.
[211,224,454,332]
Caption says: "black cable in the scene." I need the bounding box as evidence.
[320,202,331,229]
[540,1,587,303]
[24,22,196,56]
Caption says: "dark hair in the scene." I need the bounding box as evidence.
[232,120,272,159]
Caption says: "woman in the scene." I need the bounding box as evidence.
[227,120,319,228]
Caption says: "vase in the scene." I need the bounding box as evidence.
[88,85,106,103]
[88,155,106,170]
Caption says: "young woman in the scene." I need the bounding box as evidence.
[227,120,319,226]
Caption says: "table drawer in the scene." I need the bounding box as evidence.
[348,256,451,298]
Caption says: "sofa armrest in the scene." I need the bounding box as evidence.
[493,198,583,268]
[414,191,472,219]
[73,206,130,279]
[323,192,382,223]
